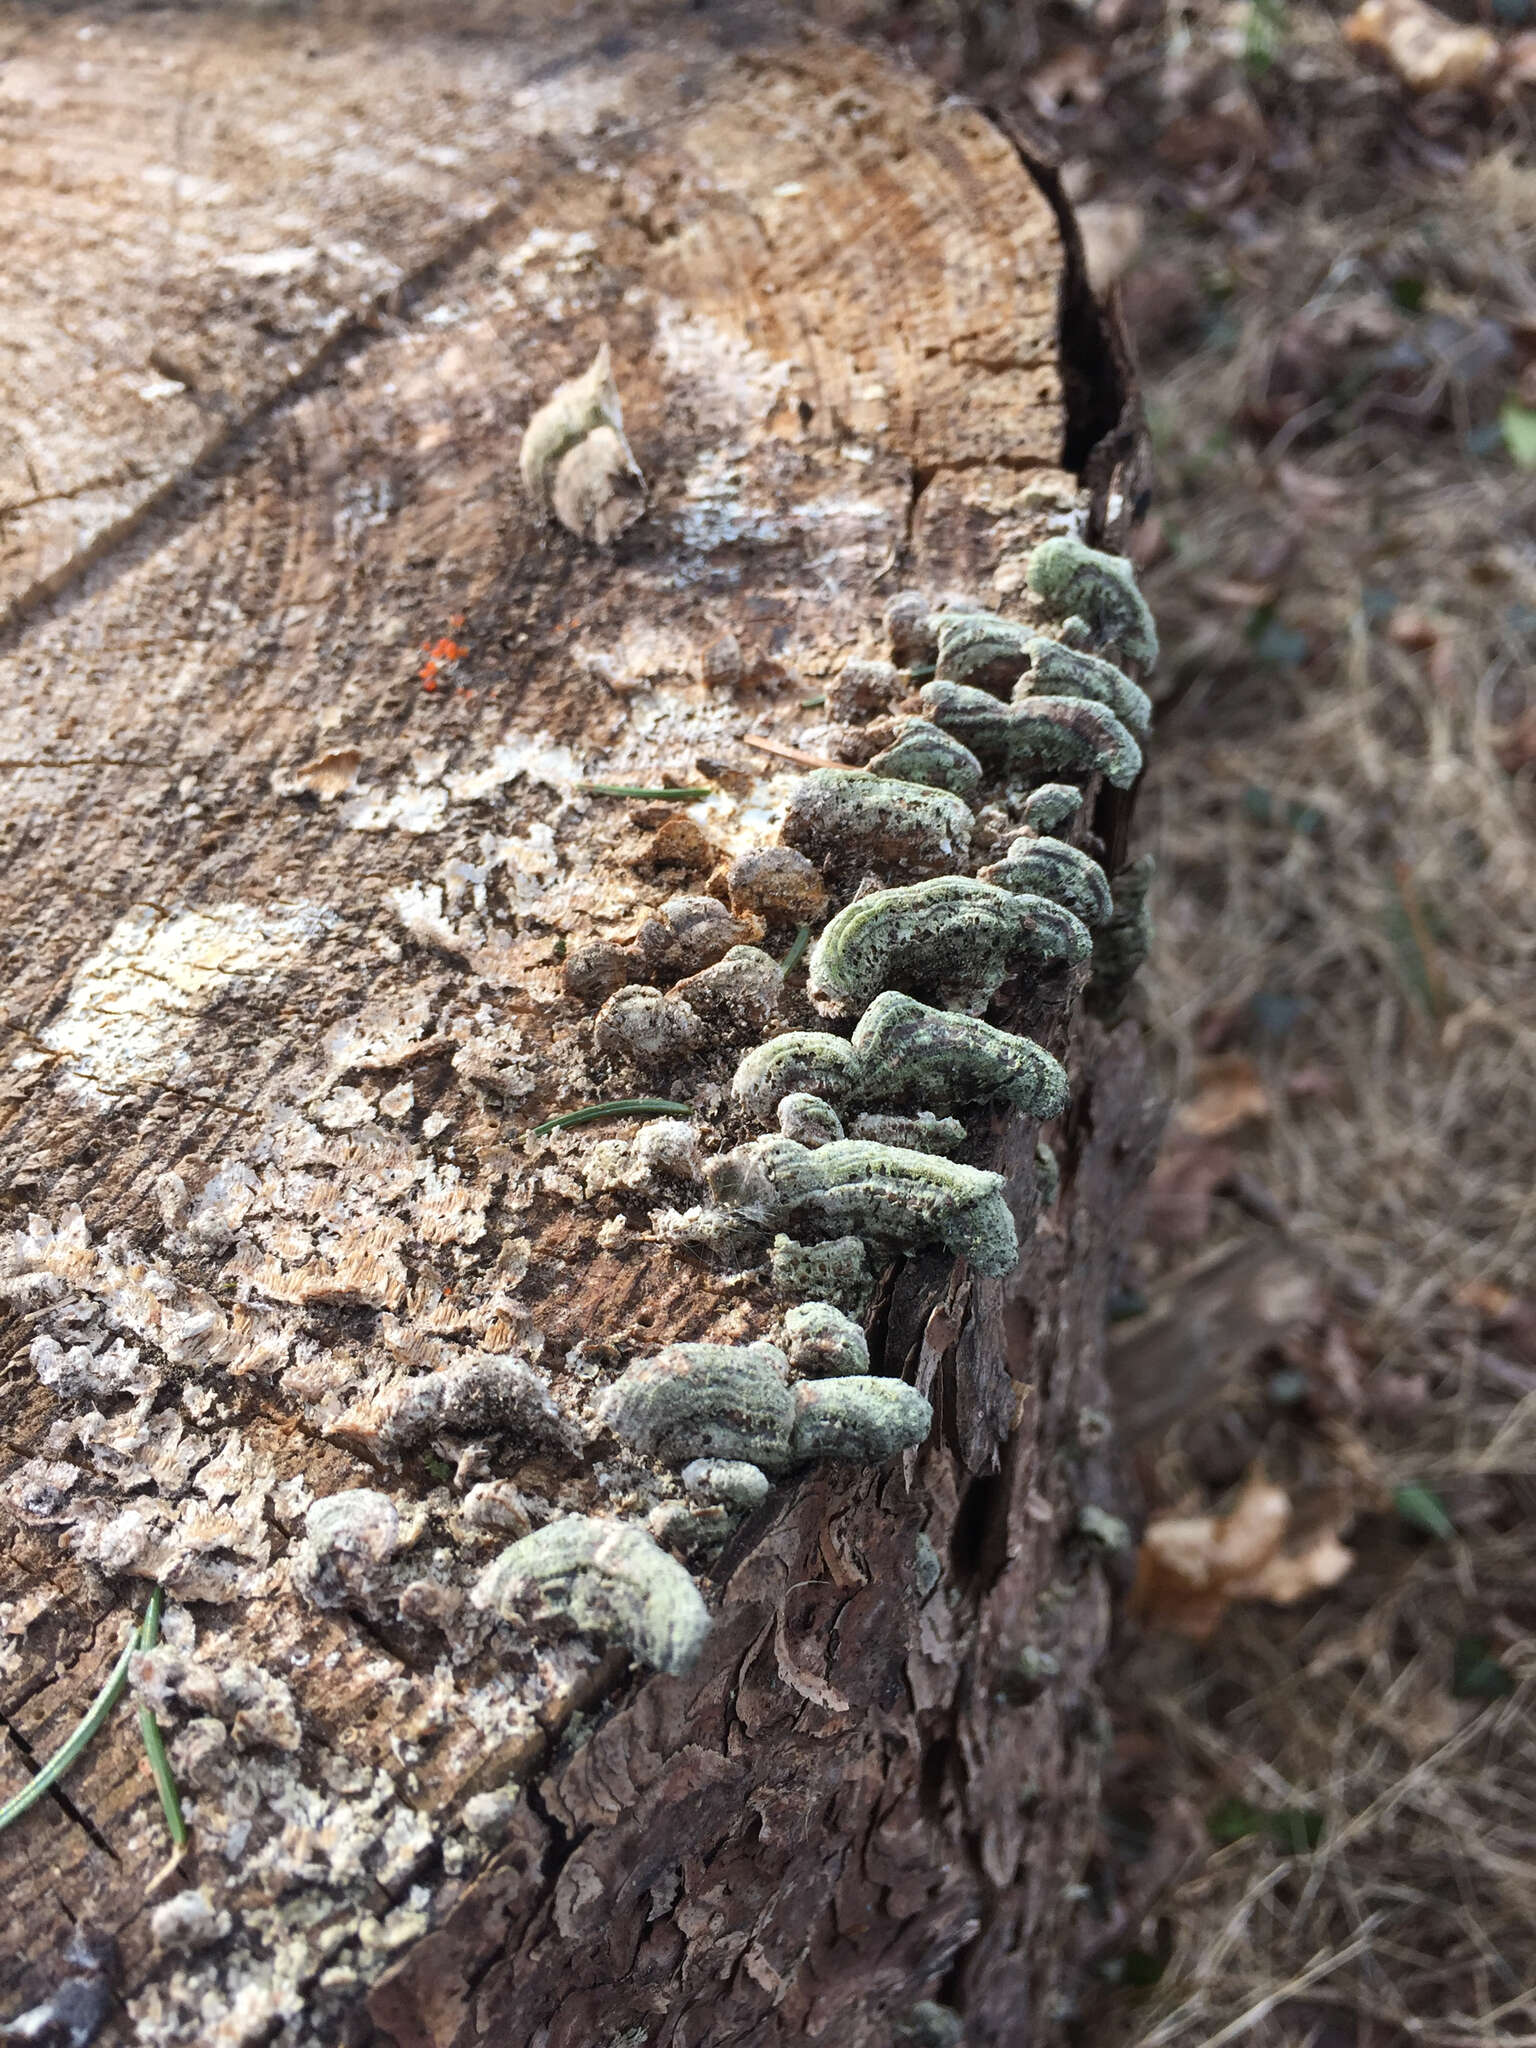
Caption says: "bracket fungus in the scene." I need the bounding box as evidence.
[1025,535,1159,670]
[769,1233,873,1312]
[919,681,1143,790]
[776,1092,846,1148]
[863,719,984,799]
[782,1300,870,1378]
[1022,783,1083,835]
[732,1031,862,1119]
[932,609,1036,695]
[847,1110,967,1155]
[597,1341,795,1471]
[705,1136,1019,1275]
[789,1377,932,1463]
[722,845,828,926]
[681,1458,772,1510]
[1016,636,1152,740]
[781,768,973,876]
[850,989,1070,1120]
[518,343,647,546]
[472,1515,711,1676]
[978,836,1113,927]
[883,588,939,669]
[806,876,1091,1019]
[594,984,704,1068]
[1090,852,1156,1018]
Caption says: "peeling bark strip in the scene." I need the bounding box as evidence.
[0,9,1162,2046]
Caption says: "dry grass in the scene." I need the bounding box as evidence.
[854,0,1536,2038]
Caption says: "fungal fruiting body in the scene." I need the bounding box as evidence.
[598,1341,795,1471]
[847,1110,967,1155]
[864,720,984,799]
[782,1300,870,1377]
[776,1092,846,1147]
[1016,637,1153,740]
[472,1515,711,1675]
[731,1031,863,1118]
[781,768,973,875]
[978,836,1113,927]
[707,1137,1019,1275]
[770,1233,873,1311]
[919,681,1143,790]
[1021,783,1083,835]
[884,588,939,669]
[806,876,1091,1019]
[1025,535,1159,670]
[518,343,647,545]
[1034,1139,1061,1209]
[594,985,703,1068]
[932,609,1035,694]
[789,1377,932,1462]
[850,990,1070,1120]
[681,1458,771,1510]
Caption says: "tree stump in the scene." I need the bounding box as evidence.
[0,7,1161,2044]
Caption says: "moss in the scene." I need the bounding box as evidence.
[472,1515,711,1675]
[1025,535,1159,669]
[851,989,1069,1119]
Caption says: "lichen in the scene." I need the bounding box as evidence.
[782,1301,869,1377]
[788,1376,933,1462]
[864,719,984,799]
[597,1341,795,1470]
[979,836,1113,927]
[919,681,1143,790]
[851,990,1069,1119]
[705,1137,1019,1275]
[807,877,1090,1020]
[781,768,973,875]
[731,1031,862,1118]
[472,1516,711,1675]
[1025,535,1159,670]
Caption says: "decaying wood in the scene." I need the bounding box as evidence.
[0,6,1161,2043]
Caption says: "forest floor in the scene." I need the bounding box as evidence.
[857,1,1536,2040]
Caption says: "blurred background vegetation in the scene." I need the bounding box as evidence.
[832,0,1536,2038]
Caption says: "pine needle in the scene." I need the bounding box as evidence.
[529,1096,692,1136]
[580,784,713,801]
[0,1622,137,1835]
[780,923,812,975]
[135,1585,188,1851]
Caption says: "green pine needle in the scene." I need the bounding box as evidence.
[780,923,812,975]
[0,1621,137,1835]
[136,1586,188,1850]
[580,784,713,801]
[530,1096,692,1136]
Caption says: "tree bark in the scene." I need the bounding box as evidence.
[0,6,1160,2044]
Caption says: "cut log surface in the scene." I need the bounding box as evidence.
[0,7,1162,2045]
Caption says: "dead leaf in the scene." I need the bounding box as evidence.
[1131,1472,1355,1640]
[1175,1054,1271,1139]
[1142,1135,1239,1249]
[1345,0,1499,93]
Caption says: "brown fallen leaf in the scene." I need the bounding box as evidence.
[1131,1472,1355,1641]
[1344,0,1499,93]
[1175,1054,1271,1139]
[1142,1135,1239,1249]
